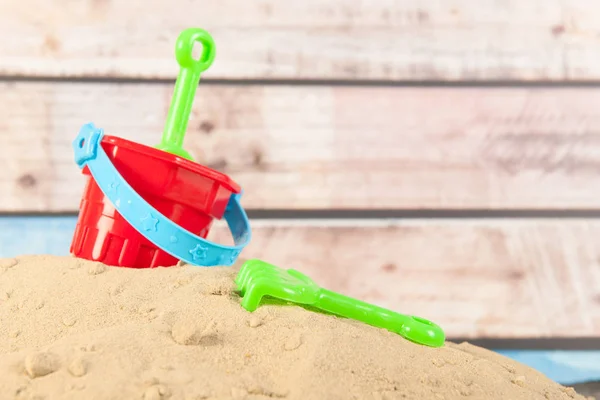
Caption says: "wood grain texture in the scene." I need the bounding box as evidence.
[2,81,600,211]
[0,0,599,80]
[1,216,599,339]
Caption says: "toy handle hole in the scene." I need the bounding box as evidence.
[175,28,216,72]
[192,41,204,62]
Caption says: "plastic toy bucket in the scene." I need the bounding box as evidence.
[70,132,245,269]
[70,29,250,268]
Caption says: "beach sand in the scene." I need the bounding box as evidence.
[0,255,588,400]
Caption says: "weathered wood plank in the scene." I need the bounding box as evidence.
[1,216,599,339]
[1,0,599,80]
[2,82,600,211]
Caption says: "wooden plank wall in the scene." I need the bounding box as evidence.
[1,0,599,81]
[1,0,599,347]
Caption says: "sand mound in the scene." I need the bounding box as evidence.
[0,255,588,400]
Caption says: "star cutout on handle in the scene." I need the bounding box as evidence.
[107,179,120,192]
[189,244,208,261]
[140,214,159,232]
[230,250,240,264]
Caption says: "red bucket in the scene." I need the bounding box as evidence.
[70,135,241,268]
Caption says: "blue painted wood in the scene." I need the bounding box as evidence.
[0,216,598,385]
[0,215,76,257]
[496,350,600,385]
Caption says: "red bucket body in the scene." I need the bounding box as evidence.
[70,135,241,269]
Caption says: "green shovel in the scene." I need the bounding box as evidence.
[156,28,216,160]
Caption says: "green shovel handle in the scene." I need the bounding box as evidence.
[175,28,216,72]
[158,28,216,160]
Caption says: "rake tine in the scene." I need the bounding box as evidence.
[236,259,280,293]
[239,267,281,296]
[236,259,262,288]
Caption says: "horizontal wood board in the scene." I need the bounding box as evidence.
[2,82,600,211]
[0,0,599,80]
[1,216,599,339]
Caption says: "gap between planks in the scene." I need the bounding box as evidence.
[6,75,600,88]
[7,209,600,219]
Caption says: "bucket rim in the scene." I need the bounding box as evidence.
[101,135,241,194]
